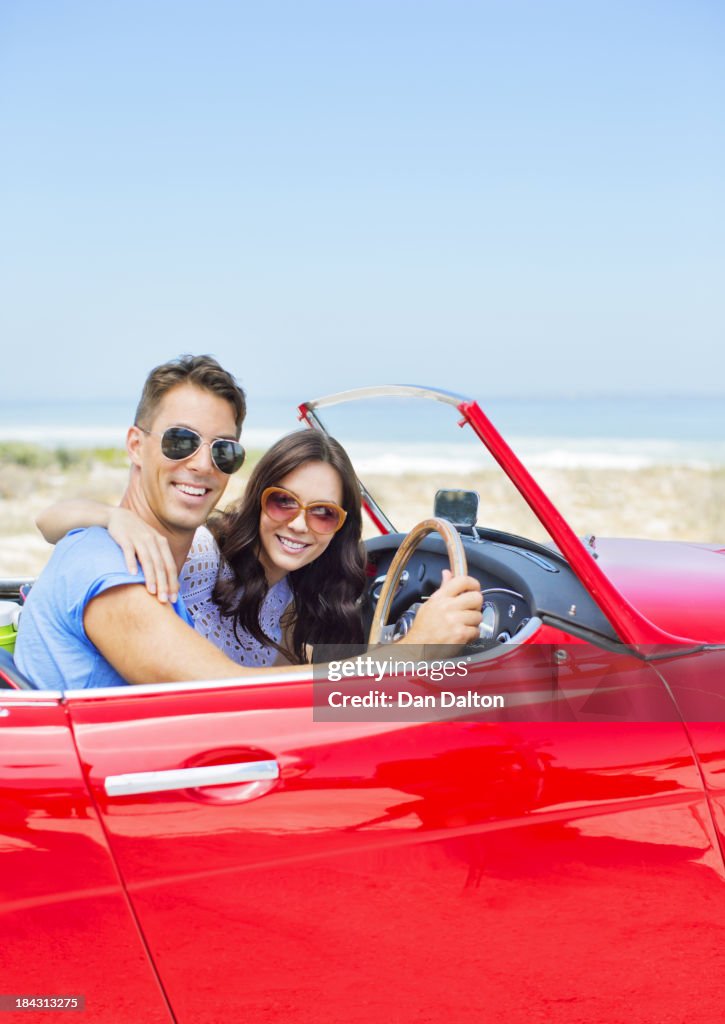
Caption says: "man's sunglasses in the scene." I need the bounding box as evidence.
[137,426,246,475]
[261,486,347,535]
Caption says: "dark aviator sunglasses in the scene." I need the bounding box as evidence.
[136,425,246,475]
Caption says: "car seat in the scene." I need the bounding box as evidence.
[0,648,38,689]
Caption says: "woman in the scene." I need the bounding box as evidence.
[37,431,367,666]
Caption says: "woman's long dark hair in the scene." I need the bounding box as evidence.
[211,430,366,663]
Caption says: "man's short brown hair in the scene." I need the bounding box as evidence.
[134,354,246,436]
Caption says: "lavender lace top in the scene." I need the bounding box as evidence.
[179,526,293,667]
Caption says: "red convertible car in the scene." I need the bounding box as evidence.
[2,386,725,1023]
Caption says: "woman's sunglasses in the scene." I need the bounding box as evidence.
[137,425,246,475]
[261,486,347,535]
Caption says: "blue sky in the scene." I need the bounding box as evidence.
[1,0,722,403]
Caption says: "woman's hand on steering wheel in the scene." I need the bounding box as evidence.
[368,517,482,650]
[398,569,483,649]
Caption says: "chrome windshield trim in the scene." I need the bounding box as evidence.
[299,385,474,535]
[301,404,396,533]
[303,384,469,410]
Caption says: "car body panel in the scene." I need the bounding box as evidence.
[62,648,725,1023]
[585,537,725,642]
[648,648,725,858]
[0,692,172,1024]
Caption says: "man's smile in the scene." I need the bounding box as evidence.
[173,482,212,498]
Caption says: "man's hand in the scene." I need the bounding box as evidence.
[398,570,483,649]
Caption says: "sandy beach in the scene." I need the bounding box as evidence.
[1,448,723,579]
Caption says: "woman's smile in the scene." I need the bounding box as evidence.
[275,534,310,554]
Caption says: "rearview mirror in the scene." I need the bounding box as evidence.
[434,489,479,527]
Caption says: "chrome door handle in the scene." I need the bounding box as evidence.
[104,759,279,797]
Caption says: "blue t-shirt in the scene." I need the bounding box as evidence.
[15,527,194,690]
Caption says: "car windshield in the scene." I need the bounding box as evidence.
[303,391,558,546]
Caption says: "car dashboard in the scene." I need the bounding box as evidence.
[363,528,620,651]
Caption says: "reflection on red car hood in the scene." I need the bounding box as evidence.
[587,538,725,644]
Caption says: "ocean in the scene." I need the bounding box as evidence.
[2,394,724,474]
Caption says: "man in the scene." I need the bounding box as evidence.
[16,354,482,689]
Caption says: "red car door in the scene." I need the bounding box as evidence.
[0,690,172,1024]
[66,653,725,1024]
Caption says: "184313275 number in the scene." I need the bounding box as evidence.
[0,996,85,1012]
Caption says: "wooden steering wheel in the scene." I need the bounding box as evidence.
[368,517,468,645]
